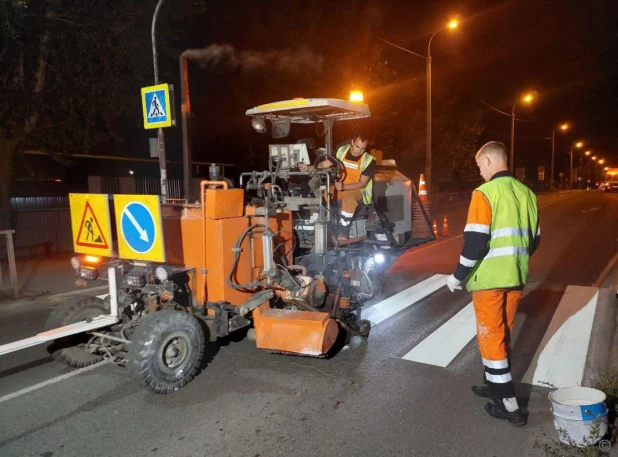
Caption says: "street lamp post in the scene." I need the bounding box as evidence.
[550,123,569,189]
[509,93,534,174]
[374,17,458,199]
[570,141,583,188]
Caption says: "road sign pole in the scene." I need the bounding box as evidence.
[157,128,167,198]
[152,0,167,199]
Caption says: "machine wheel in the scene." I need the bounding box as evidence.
[45,296,110,368]
[128,310,205,394]
[363,259,384,300]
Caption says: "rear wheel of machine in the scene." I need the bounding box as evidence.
[128,310,205,394]
[45,296,110,368]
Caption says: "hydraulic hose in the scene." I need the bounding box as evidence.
[226,223,276,291]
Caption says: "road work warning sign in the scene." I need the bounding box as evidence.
[69,193,113,256]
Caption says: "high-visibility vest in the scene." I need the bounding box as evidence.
[466,176,539,292]
[336,145,375,205]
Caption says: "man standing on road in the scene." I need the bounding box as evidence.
[446,141,540,427]
[299,132,375,240]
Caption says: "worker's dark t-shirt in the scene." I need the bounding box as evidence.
[344,150,376,180]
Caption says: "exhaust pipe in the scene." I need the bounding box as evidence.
[180,53,193,201]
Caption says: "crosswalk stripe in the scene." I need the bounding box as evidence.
[402,302,476,367]
[363,274,447,326]
[522,285,599,388]
[401,309,527,368]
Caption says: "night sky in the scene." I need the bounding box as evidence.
[179,0,618,179]
[20,0,618,192]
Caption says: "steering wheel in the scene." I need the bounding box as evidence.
[313,153,345,183]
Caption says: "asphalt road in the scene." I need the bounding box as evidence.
[1,190,618,457]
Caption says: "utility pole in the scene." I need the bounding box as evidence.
[426,54,432,197]
[152,0,167,199]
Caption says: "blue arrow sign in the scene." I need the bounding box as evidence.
[120,202,156,254]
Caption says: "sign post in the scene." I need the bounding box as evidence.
[141,83,175,199]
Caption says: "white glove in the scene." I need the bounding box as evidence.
[446,274,463,293]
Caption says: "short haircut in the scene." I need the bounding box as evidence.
[476,141,508,163]
[351,131,370,143]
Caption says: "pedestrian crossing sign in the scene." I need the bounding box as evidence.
[70,193,113,256]
[141,83,173,129]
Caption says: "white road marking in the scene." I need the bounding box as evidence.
[522,286,599,388]
[0,360,109,405]
[402,302,476,367]
[401,302,527,368]
[363,274,447,326]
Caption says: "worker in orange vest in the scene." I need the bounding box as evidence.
[300,132,376,240]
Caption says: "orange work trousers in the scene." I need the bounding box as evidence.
[325,187,363,234]
[472,288,523,398]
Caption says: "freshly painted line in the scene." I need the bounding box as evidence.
[522,286,599,388]
[402,302,476,367]
[363,274,447,326]
[0,360,109,405]
[402,310,527,368]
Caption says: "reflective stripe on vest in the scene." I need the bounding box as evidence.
[466,177,539,292]
[336,145,374,204]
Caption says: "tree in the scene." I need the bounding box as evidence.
[0,1,208,229]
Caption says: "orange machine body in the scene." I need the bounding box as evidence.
[161,181,334,356]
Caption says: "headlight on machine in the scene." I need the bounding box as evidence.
[70,256,81,270]
[79,266,99,280]
[155,266,172,282]
[124,268,147,288]
[374,253,385,264]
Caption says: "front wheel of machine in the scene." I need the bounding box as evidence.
[45,296,110,368]
[128,310,205,394]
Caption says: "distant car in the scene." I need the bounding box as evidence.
[598,183,606,191]
[605,181,618,192]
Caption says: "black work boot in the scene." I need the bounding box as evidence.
[471,385,492,399]
[484,401,527,426]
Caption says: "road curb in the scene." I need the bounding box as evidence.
[583,285,616,387]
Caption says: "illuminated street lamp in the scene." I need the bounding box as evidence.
[373,16,460,198]
[510,92,535,173]
[550,122,569,188]
[569,141,583,187]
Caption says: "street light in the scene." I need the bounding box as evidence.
[510,92,535,173]
[373,16,460,199]
[569,141,583,187]
[550,122,569,188]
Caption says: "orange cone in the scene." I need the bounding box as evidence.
[433,220,438,238]
[418,174,428,203]
[442,215,450,236]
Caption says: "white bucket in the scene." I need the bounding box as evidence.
[548,387,608,446]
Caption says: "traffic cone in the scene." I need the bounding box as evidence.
[442,215,450,236]
[433,220,438,238]
[418,174,428,204]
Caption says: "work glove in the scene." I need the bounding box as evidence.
[446,274,463,293]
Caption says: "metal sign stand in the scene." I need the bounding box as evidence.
[0,230,18,299]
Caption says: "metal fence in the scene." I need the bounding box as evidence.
[5,178,186,258]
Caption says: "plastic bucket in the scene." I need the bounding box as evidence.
[548,387,608,446]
